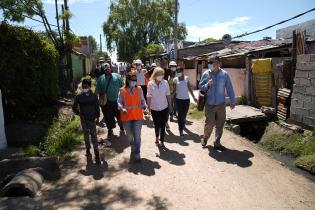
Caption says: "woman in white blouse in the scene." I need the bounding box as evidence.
[173,66,197,136]
[147,67,173,148]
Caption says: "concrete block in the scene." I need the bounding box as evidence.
[293,84,306,93]
[295,70,309,78]
[296,107,309,116]
[312,96,315,103]
[310,110,315,118]
[291,92,305,100]
[291,113,303,122]
[296,62,315,71]
[300,78,312,86]
[293,78,300,85]
[311,79,315,86]
[306,87,315,96]
[303,116,315,127]
[304,95,312,103]
[297,54,315,62]
[304,101,315,110]
[291,98,304,108]
[309,71,315,79]
[290,106,296,114]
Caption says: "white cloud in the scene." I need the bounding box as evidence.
[187,16,252,41]
[43,0,103,5]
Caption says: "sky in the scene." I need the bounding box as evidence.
[2,0,315,61]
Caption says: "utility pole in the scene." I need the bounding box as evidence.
[100,34,102,52]
[64,0,73,90]
[174,0,178,61]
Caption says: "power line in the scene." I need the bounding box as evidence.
[233,7,315,39]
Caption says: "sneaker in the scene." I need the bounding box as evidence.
[201,139,207,148]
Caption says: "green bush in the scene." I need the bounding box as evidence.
[39,115,81,157]
[0,22,59,119]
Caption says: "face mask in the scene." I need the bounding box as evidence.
[177,72,182,77]
[171,67,177,72]
[208,64,213,70]
[130,81,137,88]
[156,76,163,81]
[82,88,90,94]
[136,66,141,71]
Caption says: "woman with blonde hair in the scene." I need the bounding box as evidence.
[147,67,172,148]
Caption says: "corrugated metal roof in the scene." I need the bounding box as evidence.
[182,39,290,60]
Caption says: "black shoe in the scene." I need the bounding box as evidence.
[214,143,226,151]
[179,130,184,137]
[95,158,101,165]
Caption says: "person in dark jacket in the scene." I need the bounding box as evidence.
[73,79,101,164]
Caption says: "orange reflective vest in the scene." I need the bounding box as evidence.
[119,87,144,122]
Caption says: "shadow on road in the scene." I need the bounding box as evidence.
[156,146,186,166]
[109,131,130,154]
[207,145,254,168]
[165,127,201,146]
[79,155,109,180]
[128,158,161,176]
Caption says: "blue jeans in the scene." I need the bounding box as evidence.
[123,120,143,155]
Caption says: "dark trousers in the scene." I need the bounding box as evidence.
[176,99,190,131]
[170,95,177,117]
[140,85,147,102]
[151,107,169,142]
[101,100,121,130]
[80,117,99,159]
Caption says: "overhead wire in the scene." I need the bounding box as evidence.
[233,7,315,39]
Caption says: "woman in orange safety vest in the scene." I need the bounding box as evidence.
[117,70,147,163]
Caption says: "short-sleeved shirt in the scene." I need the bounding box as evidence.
[96,73,124,101]
[174,76,190,100]
[147,80,170,111]
[136,70,146,86]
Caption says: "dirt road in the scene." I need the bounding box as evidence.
[36,117,315,210]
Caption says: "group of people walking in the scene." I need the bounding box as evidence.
[73,56,236,164]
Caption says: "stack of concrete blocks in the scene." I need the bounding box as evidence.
[290,54,315,127]
[0,89,7,150]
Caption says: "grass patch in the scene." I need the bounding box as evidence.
[24,114,82,158]
[187,103,204,120]
[261,132,315,173]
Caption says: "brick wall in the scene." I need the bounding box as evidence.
[290,54,315,127]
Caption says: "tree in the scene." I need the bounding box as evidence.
[87,35,97,54]
[103,0,187,62]
[203,37,218,43]
[136,44,164,59]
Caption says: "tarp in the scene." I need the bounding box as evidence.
[252,58,273,73]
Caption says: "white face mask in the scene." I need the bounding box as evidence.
[136,66,141,71]
[177,72,182,77]
[82,88,90,94]
[208,64,213,70]
[156,76,163,81]
[171,67,177,72]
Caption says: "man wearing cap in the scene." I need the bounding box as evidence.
[134,59,148,102]
[96,63,124,140]
[198,56,236,150]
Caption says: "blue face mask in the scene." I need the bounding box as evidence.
[130,81,137,88]
[208,64,213,70]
